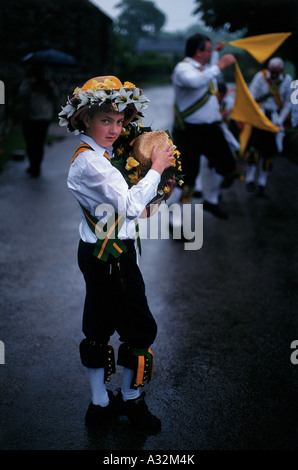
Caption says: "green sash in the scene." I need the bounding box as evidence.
[79,203,128,262]
[174,82,215,130]
[260,70,283,110]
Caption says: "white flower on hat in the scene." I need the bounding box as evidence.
[76,91,89,109]
[58,116,68,127]
[112,88,134,112]
[131,88,149,111]
[59,102,75,118]
[92,89,109,103]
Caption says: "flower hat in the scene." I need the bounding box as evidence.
[58,75,149,133]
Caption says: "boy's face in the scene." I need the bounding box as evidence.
[84,110,125,147]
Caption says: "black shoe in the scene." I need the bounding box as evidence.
[116,390,161,433]
[246,182,256,193]
[256,185,266,198]
[26,166,40,177]
[85,390,117,425]
[221,171,240,189]
[203,200,228,220]
[193,190,203,198]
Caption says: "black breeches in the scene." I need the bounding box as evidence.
[247,126,277,159]
[77,239,157,349]
[172,122,236,187]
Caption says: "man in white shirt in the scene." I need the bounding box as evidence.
[172,33,236,219]
[245,57,292,197]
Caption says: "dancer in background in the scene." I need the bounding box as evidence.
[244,57,292,197]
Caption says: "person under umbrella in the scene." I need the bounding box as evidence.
[19,64,58,177]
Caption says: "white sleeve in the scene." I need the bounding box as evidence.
[173,62,221,90]
[279,75,293,124]
[249,72,264,100]
[68,152,161,220]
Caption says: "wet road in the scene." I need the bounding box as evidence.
[0,85,297,456]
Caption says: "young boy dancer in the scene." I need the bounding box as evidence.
[59,76,174,431]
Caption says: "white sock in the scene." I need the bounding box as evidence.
[246,164,256,184]
[201,167,223,204]
[121,367,140,402]
[258,167,269,187]
[87,368,109,407]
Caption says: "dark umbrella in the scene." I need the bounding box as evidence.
[22,48,78,67]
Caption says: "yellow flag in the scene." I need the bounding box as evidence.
[238,124,253,157]
[226,32,292,63]
[230,61,279,155]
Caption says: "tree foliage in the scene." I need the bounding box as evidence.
[193,0,298,62]
[115,0,166,40]
[194,0,297,35]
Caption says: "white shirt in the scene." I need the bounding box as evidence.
[249,70,292,125]
[172,56,222,124]
[67,134,161,242]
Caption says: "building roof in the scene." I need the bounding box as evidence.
[136,37,185,55]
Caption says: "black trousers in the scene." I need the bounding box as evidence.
[23,119,50,174]
[172,122,236,187]
[247,126,277,159]
[77,239,157,349]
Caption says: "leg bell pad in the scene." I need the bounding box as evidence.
[117,343,154,389]
[79,339,115,381]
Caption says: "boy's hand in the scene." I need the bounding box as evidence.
[151,144,174,175]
